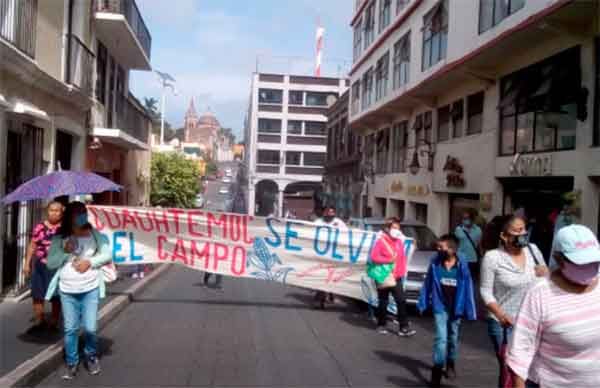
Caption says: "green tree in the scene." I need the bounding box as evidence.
[205,160,218,176]
[150,152,200,208]
[144,96,175,139]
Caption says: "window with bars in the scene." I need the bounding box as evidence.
[422,0,448,71]
[375,129,390,174]
[375,51,390,101]
[257,150,280,164]
[451,99,464,138]
[393,32,410,90]
[391,121,408,172]
[353,18,363,61]
[361,67,374,110]
[437,105,450,142]
[467,91,484,135]
[363,2,375,49]
[479,0,525,34]
[379,0,391,33]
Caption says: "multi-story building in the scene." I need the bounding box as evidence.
[245,73,347,219]
[349,0,600,258]
[0,0,153,295]
[323,91,363,220]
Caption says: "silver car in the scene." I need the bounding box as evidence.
[349,218,438,304]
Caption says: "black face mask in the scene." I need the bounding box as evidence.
[508,234,529,249]
[323,215,334,223]
[438,250,449,260]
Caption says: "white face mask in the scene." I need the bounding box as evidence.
[389,229,403,240]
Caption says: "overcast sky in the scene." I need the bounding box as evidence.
[129,0,353,140]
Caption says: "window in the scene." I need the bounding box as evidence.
[397,0,410,14]
[258,118,282,133]
[499,47,581,155]
[375,129,390,174]
[258,89,283,104]
[365,133,375,166]
[422,1,448,71]
[361,67,374,110]
[304,152,325,166]
[95,41,107,104]
[379,0,391,33]
[412,114,423,146]
[306,92,333,106]
[451,99,464,138]
[286,151,301,165]
[257,150,280,164]
[305,121,326,136]
[351,80,361,115]
[353,18,363,61]
[363,2,375,49]
[391,121,408,172]
[424,111,433,143]
[393,32,410,89]
[289,90,303,105]
[479,0,525,34]
[375,52,390,101]
[467,91,484,135]
[437,105,450,141]
[288,120,302,134]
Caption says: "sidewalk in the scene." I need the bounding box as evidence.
[0,266,150,377]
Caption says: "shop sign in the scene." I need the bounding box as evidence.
[389,180,403,194]
[407,185,430,197]
[443,156,465,188]
[509,154,552,176]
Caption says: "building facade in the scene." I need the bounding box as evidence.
[323,91,363,220]
[183,98,220,158]
[349,0,600,258]
[0,0,153,295]
[245,73,348,219]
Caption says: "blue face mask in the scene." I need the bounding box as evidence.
[463,219,472,227]
[74,212,88,228]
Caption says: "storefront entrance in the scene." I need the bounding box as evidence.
[449,194,480,231]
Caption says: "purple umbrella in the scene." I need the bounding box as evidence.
[2,171,122,204]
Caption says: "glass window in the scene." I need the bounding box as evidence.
[289,90,303,105]
[364,2,375,49]
[258,89,283,104]
[287,120,302,134]
[95,41,107,104]
[401,225,438,250]
[393,32,410,89]
[286,151,301,165]
[391,121,408,172]
[353,19,363,61]
[258,118,282,133]
[424,111,433,143]
[376,129,390,174]
[437,105,450,142]
[467,91,484,135]
[451,99,464,138]
[305,92,332,106]
[422,1,448,70]
[304,152,325,166]
[375,51,390,101]
[515,112,534,153]
[305,121,326,136]
[351,80,361,115]
[379,0,391,33]
[556,103,577,149]
[479,0,526,34]
[500,115,516,155]
[257,150,280,164]
[362,67,374,110]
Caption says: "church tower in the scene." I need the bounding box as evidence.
[184,97,199,142]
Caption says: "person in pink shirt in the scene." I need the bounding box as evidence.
[507,224,600,388]
[369,217,416,337]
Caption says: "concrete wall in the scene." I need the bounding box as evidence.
[36,0,66,82]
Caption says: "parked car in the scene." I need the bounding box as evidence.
[194,194,205,208]
[225,168,233,177]
[222,176,232,183]
[349,218,438,304]
[218,186,230,195]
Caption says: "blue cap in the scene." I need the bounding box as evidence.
[553,225,600,265]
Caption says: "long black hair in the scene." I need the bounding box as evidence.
[58,201,91,238]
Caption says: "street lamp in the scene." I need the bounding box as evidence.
[155,70,177,145]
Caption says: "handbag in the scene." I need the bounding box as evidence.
[498,327,514,388]
[367,237,397,289]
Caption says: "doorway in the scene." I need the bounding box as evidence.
[55,130,73,170]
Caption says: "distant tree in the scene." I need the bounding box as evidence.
[144,96,175,139]
[150,153,200,208]
[143,97,159,118]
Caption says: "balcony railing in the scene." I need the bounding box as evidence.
[115,94,150,144]
[0,0,37,58]
[95,0,151,59]
[66,34,94,96]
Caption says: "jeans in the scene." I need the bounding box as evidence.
[60,288,100,366]
[203,272,222,286]
[433,310,461,367]
[487,318,539,388]
[376,279,408,328]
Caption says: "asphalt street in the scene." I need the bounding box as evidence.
[35,266,498,387]
[203,161,245,214]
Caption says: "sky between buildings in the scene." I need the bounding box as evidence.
[130,0,353,140]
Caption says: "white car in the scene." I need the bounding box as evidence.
[225,168,233,177]
[194,194,205,208]
[222,176,232,183]
[218,186,230,195]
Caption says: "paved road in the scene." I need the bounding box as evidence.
[36,266,498,387]
[204,161,245,214]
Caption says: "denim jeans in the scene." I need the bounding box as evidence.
[433,310,462,367]
[60,288,100,366]
[376,278,408,328]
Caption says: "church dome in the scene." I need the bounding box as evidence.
[198,110,221,128]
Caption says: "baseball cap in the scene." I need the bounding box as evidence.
[553,224,600,265]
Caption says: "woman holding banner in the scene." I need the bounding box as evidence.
[46,202,113,380]
[367,218,416,337]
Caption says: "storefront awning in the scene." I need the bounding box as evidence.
[91,128,149,151]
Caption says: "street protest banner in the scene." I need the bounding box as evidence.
[88,206,415,307]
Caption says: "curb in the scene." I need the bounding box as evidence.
[0,264,172,388]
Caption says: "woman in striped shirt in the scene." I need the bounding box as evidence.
[507,225,600,388]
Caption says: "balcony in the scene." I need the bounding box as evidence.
[93,0,151,70]
[66,35,94,97]
[92,94,151,150]
[0,0,37,58]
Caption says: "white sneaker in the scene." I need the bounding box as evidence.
[131,273,139,279]
[139,272,145,279]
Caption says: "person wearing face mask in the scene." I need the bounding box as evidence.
[454,210,482,279]
[367,217,416,337]
[418,234,477,388]
[313,206,347,308]
[507,224,600,388]
[480,216,548,388]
